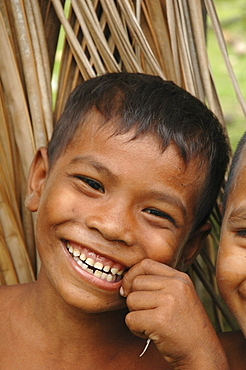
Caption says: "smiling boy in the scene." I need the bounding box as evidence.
[0,73,230,369]
[217,132,246,369]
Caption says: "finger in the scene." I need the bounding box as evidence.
[125,309,154,339]
[125,308,168,343]
[128,258,179,277]
[127,274,179,293]
[122,259,191,296]
[126,290,160,311]
[126,281,196,314]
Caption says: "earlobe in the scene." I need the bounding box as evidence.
[177,222,211,271]
[25,147,49,212]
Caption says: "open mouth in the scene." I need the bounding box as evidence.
[66,242,126,283]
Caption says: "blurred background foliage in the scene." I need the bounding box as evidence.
[207,0,246,151]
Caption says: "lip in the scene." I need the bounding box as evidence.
[61,240,128,292]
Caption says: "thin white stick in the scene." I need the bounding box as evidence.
[139,338,151,357]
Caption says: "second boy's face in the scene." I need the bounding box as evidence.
[27,111,207,313]
[217,160,246,336]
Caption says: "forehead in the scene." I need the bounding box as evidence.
[66,111,205,181]
[226,160,246,212]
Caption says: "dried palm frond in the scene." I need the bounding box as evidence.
[0,0,245,331]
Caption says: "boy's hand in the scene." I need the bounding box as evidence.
[120,258,229,369]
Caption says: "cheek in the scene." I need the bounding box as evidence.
[39,185,78,222]
[217,250,246,303]
[140,231,182,266]
[34,188,73,253]
[217,254,239,286]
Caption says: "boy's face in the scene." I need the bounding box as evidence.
[27,111,208,313]
[217,160,246,335]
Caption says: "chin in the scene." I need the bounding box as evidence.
[56,281,127,314]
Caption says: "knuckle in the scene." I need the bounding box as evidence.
[181,271,192,284]
[173,279,191,295]
[138,258,156,270]
[160,292,176,308]
[131,275,144,291]
[174,272,193,288]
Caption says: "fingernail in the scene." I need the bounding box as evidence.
[119,286,125,296]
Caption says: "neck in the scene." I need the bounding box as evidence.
[20,275,133,353]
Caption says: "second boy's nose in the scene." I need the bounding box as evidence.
[85,201,136,246]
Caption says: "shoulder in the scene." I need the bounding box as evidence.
[0,284,19,303]
[0,284,24,301]
[0,284,23,319]
[0,284,36,362]
[219,330,246,370]
[0,283,33,321]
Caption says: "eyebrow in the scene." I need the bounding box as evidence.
[227,206,246,223]
[69,155,118,181]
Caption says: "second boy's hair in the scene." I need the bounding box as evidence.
[223,131,246,214]
[48,72,230,230]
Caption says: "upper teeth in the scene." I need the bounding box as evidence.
[66,243,124,282]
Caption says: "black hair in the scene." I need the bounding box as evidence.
[47,72,230,230]
[222,131,246,215]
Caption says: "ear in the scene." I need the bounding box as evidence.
[177,222,211,271]
[25,147,49,212]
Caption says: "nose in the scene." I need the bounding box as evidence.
[85,200,136,246]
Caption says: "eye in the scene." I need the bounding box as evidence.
[75,176,104,193]
[143,208,176,225]
[236,229,246,238]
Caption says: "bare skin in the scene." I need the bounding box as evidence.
[217,155,246,369]
[0,278,169,369]
[0,265,227,370]
[0,282,169,369]
[219,331,246,370]
[0,115,228,369]
[217,159,246,335]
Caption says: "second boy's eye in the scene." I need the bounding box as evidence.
[236,229,246,238]
[75,176,104,193]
